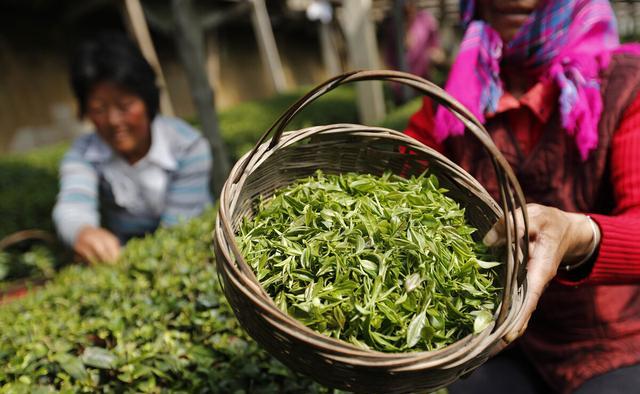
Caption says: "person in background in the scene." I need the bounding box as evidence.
[53,32,212,264]
[384,0,445,101]
[404,0,640,392]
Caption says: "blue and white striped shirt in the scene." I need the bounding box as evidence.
[53,116,213,246]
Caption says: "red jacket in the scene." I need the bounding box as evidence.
[404,54,640,392]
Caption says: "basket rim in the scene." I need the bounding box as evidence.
[215,123,526,367]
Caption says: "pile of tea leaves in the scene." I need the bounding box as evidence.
[237,171,501,352]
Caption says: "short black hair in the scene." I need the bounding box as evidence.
[70,31,159,120]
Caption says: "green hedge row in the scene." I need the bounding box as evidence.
[218,87,359,161]
[0,209,333,393]
[378,97,421,132]
[0,144,67,239]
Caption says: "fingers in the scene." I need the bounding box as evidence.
[504,273,546,343]
[102,233,121,263]
[493,337,511,354]
[74,227,121,264]
[91,235,120,264]
[504,281,539,343]
[483,205,529,247]
[75,243,100,265]
[490,204,580,345]
[503,241,561,343]
[503,279,541,344]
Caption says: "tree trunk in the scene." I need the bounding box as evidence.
[337,0,386,124]
[121,0,174,117]
[171,0,230,198]
[392,0,409,102]
[250,0,288,93]
[439,0,447,24]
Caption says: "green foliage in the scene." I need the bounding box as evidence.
[238,171,500,352]
[219,87,358,159]
[0,144,67,239]
[0,210,330,393]
[0,246,58,284]
[378,98,422,132]
[622,33,640,44]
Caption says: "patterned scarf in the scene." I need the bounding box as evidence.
[434,0,627,160]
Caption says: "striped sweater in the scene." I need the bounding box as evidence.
[52,116,213,246]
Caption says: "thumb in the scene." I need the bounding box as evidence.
[504,270,546,343]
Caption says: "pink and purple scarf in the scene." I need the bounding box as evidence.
[435,0,639,160]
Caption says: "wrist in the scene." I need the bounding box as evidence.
[562,214,600,271]
[75,224,97,239]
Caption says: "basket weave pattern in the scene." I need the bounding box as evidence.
[215,71,528,393]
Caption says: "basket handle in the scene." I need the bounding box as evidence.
[237,70,503,186]
[234,69,529,285]
[0,229,56,251]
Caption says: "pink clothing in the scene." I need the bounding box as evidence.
[435,0,624,160]
[385,9,440,79]
[405,10,440,78]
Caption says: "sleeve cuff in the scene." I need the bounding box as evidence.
[556,214,640,286]
[53,207,99,248]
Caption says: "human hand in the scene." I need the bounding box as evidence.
[74,226,121,264]
[482,203,599,343]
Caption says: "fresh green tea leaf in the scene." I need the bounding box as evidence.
[407,311,427,348]
[473,310,494,333]
[54,353,89,381]
[81,347,118,369]
[476,259,502,269]
[238,171,501,352]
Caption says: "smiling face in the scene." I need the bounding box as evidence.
[86,81,151,164]
[477,0,541,43]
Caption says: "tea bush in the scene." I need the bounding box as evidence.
[218,87,358,161]
[0,209,333,393]
[0,144,67,239]
[379,97,421,132]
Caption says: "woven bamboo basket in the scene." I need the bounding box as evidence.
[214,70,529,393]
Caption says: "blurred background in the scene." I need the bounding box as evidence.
[2,0,640,154]
[2,2,640,392]
[3,0,640,243]
[2,0,640,243]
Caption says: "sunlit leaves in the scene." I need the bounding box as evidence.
[0,210,328,393]
[81,347,118,370]
[473,310,494,334]
[238,171,501,352]
[407,311,427,348]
